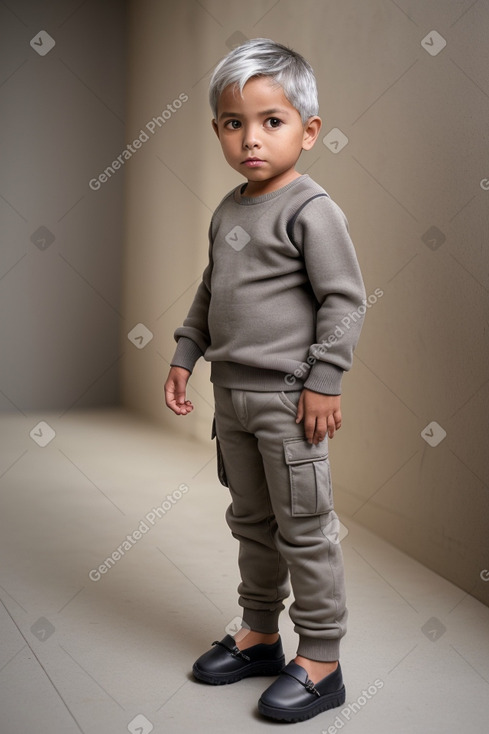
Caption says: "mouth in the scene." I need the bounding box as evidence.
[242,158,265,167]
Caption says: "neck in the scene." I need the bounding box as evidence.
[243,170,302,197]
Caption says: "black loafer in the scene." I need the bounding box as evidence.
[192,634,285,685]
[258,660,345,722]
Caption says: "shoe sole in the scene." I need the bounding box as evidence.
[258,684,346,722]
[192,657,286,686]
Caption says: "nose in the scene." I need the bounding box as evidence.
[243,124,261,150]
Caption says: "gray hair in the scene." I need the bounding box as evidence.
[209,38,319,125]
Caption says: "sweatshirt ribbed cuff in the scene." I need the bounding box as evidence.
[304,362,344,395]
[170,337,203,374]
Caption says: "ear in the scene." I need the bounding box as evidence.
[212,119,220,139]
[302,116,322,151]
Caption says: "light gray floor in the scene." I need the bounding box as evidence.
[1,409,488,734]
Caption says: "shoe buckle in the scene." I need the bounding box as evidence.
[232,647,250,662]
[305,678,321,697]
[211,640,250,662]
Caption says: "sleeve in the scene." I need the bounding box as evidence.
[170,336,205,373]
[292,196,366,395]
[170,222,214,374]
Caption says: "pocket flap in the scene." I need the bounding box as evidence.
[283,437,328,465]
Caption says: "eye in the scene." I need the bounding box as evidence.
[266,117,282,128]
[224,119,241,130]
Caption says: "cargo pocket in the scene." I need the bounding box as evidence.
[283,437,333,516]
[211,417,228,487]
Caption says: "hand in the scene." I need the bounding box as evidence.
[296,389,342,444]
[164,366,194,415]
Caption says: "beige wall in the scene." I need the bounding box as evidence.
[0,0,126,412]
[122,0,489,606]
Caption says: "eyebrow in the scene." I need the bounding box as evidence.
[218,108,290,121]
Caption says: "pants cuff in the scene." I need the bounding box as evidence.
[297,635,341,662]
[241,607,281,634]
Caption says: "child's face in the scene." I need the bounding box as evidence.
[212,76,321,196]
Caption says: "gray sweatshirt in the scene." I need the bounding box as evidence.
[171,174,366,395]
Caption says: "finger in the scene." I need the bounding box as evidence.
[174,387,187,406]
[165,386,193,415]
[295,392,305,423]
[327,413,336,439]
[175,401,194,416]
[173,378,191,407]
[167,397,186,415]
[176,395,194,414]
[304,415,316,444]
[333,408,342,432]
[313,416,327,444]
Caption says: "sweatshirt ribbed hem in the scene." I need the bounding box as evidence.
[211,361,345,395]
[171,344,345,395]
[211,362,303,392]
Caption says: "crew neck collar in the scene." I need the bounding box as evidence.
[234,175,309,205]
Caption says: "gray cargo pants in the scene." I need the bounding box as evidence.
[212,385,347,662]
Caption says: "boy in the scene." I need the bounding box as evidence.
[164,38,365,723]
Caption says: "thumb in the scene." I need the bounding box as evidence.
[174,378,188,406]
